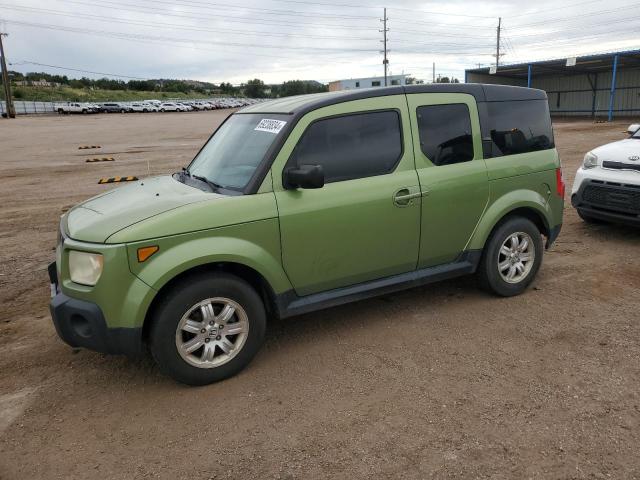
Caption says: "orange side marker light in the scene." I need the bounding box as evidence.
[137,246,159,262]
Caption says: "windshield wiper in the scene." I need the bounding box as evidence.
[179,168,224,192]
[192,174,224,192]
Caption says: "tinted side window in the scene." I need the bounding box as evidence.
[487,100,554,157]
[291,111,402,183]
[416,104,474,166]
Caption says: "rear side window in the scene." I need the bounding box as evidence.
[486,100,554,157]
[416,104,474,166]
[290,110,402,183]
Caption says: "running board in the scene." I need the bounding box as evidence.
[276,250,482,318]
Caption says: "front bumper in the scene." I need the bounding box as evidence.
[48,262,143,356]
[571,179,640,226]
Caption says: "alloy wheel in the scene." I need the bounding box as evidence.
[497,232,536,284]
[175,297,249,368]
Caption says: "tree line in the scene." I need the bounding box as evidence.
[9,72,328,98]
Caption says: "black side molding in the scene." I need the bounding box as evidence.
[275,250,482,319]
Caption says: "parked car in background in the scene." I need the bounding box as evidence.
[56,102,91,114]
[101,103,127,113]
[572,123,640,225]
[177,103,192,111]
[48,84,563,385]
[159,102,181,112]
[128,103,146,113]
[142,102,159,112]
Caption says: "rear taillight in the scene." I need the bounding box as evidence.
[555,167,565,199]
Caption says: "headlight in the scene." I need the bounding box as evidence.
[69,251,104,286]
[583,151,598,169]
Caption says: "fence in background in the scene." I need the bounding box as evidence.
[1,100,59,115]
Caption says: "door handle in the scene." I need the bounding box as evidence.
[393,188,427,207]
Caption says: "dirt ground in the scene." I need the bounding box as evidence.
[0,111,639,479]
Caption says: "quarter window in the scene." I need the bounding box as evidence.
[416,104,474,166]
[290,110,403,183]
[486,100,554,157]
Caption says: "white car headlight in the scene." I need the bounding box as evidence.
[69,251,104,286]
[583,151,598,169]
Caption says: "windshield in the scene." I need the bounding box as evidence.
[188,113,289,190]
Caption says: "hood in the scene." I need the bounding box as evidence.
[65,175,215,243]
[592,138,640,165]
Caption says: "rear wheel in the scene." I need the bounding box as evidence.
[478,217,543,297]
[150,273,267,385]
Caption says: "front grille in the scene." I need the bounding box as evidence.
[582,183,640,214]
[602,161,640,172]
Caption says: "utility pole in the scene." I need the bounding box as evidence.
[495,17,502,69]
[0,32,15,118]
[432,62,435,83]
[380,8,389,86]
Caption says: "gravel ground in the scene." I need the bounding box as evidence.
[0,112,639,479]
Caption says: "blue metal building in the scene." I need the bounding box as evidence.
[464,49,640,120]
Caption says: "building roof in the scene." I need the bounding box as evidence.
[330,74,407,83]
[465,48,640,79]
[240,84,547,115]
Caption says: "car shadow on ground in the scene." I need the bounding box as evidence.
[62,274,485,387]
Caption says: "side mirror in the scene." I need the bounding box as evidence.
[627,124,640,135]
[284,164,325,190]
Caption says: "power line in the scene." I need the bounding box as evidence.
[92,0,380,20]
[509,1,640,28]
[0,3,379,41]
[54,0,379,31]
[506,0,604,18]
[12,61,149,80]
[3,19,378,53]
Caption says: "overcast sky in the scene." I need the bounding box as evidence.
[1,0,639,84]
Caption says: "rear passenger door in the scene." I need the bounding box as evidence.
[272,96,421,296]
[406,93,489,268]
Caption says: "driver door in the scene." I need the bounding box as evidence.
[272,96,421,296]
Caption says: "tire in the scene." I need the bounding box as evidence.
[149,272,267,386]
[577,208,607,224]
[160,108,165,112]
[477,216,543,297]
[82,109,87,114]
[121,109,126,113]
[57,109,64,114]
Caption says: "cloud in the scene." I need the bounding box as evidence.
[3,0,640,84]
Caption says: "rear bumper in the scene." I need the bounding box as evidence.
[572,179,640,226]
[50,293,142,356]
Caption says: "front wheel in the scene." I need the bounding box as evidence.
[150,273,267,385]
[477,217,543,297]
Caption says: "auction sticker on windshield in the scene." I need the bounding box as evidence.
[255,119,287,134]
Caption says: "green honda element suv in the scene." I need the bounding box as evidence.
[49,84,564,385]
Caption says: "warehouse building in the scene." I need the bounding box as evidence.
[465,49,640,120]
[328,74,407,91]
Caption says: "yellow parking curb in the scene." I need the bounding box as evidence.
[86,157,115,162]
[98,176,138,184]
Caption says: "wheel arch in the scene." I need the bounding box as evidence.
[469,191,552,251]
[142,261,280,343]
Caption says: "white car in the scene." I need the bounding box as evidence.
[128,103,148,112]
[56,102,91,114]
[571,123,640,225]
[159,102,181,112]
